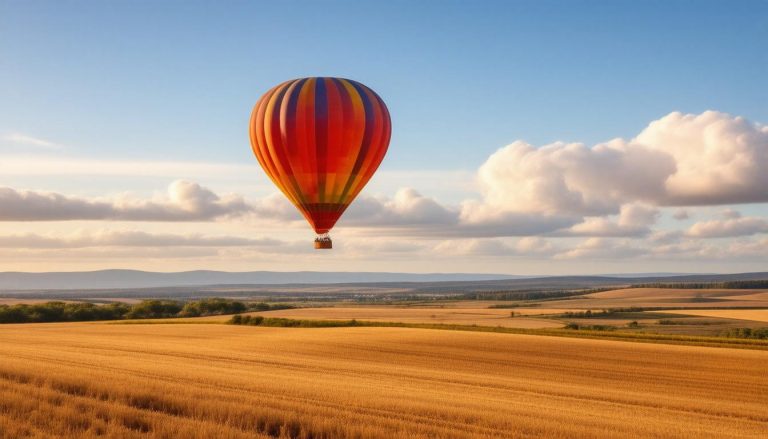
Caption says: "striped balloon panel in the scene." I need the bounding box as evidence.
[249,77,391,234]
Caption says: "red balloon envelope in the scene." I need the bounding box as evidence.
[249,77,391,249]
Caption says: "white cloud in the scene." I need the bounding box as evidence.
[0,180,249,221]
[345,189,578,237]
[344,188,458,226]
[0,111,765,246]
[467,111,768,224]
[468,139,674,217]
[635,111,768,205]
[686,216,768,238]
[554,238,646,260]
[726,238,768,257]
[559,204,659,237]
[2,133,62,149]
[250,192,300,221]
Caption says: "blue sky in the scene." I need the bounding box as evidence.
[3,0,765,167]
[0,1,766,273]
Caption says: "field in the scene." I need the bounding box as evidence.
[246,306,564,328]
[658,309,768,323]
[2,286,768,438]
[542,288,768,309]
[1,322,767,439]
[224,287,768,337]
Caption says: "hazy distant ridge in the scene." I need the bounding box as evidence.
[0,270,523,291]
[1,269,767,293]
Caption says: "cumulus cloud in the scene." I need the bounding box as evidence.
[0,180,249,221]
[467,111,768,223]
[344,188,458,226]
[554,238,647,260]
[648,230,684,245]
[342,189,577,237]
[250,193,299,221]
[1,111,765,245]
[635,111,768,205]
[558,204,659,237]
[726,238,768,257]
[686,216,768,238]
[468,139,674,217]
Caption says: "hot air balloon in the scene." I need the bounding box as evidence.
[249,77,391,249]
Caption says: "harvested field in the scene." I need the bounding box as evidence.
[249,306,564,328]
[587,288,768,300]
[658,309,768,323]
[544,288,768,309]
[0,322,767,438]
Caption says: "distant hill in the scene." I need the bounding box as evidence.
[1,270,767,300]
[0,270,524,291]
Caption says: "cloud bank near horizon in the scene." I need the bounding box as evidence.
[0,180,249,222]
[0,110,766,267]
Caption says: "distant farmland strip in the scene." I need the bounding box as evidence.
[630,280,768,289]
[225,316,768,350]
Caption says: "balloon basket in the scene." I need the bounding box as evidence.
[314,234,332,250]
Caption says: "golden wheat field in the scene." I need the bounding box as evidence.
[1,322,767,438]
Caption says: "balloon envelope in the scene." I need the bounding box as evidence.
[249,77,391,237]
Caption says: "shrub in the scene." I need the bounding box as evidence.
[721,327,768,339]
[0,298,255,324]
[247,302,296,312]
[125,300,183,319]
[180,299,246,317]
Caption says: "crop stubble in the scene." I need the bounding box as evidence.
[0,322,766,438]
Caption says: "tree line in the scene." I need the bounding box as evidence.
[720,327,768,339]
[631,280,768,289]
[0,298,294,324]
[463,287,618,301]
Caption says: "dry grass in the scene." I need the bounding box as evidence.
[658,309,768,323]
[0,322,767,438]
